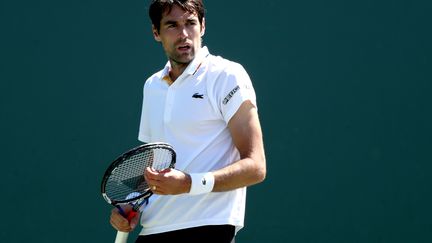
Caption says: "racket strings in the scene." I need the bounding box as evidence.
[105,148,174,201]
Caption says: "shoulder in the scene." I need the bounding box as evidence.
[204,54,255,101]
[206,55,248,77]
[204,55,252,90]
[143,69,165,89]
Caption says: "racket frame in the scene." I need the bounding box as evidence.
[101,142,176,207]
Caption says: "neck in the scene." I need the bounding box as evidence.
[168,46,203,82]
[168,61,189,82]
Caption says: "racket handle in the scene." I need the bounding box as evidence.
[115,231,129,243]
[126,210,138,221]
[116,205,138,220]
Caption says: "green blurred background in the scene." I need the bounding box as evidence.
[1,0,431,242]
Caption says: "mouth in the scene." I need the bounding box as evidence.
[177,44,191,52]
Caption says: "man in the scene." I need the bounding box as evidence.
[110,0,266,242]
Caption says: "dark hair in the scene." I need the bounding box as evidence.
[149,0,205,32]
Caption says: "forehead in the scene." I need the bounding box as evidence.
[161,4,198,22]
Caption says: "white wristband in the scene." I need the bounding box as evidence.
[189,172,215,195]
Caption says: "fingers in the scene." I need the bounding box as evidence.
[144,168,190,195]
[144,167,157,182]
[151,185,168,195]
[110,207,138,232]
[129,211,140,230]
[150,183,163,195]
[145,167,169,179]
[145,167,165,195]
[110,208,130,232]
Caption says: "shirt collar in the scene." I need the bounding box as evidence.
[161,46,210,81]
[183,46,209,75]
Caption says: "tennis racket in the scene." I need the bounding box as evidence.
[101,142,176,243]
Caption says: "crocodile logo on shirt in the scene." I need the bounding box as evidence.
[192,93,204,99]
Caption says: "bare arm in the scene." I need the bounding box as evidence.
[212,100,266,191]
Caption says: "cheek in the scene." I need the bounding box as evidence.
[161,42,171,53]
[160,33,176,45]
[159,37,173,50]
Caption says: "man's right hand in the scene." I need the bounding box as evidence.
[109,207,140,232]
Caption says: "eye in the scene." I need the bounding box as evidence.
[164,22,177,29]
[187,20,198,26]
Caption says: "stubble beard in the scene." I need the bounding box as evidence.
[169,49,195,67]
[168,38,202,67]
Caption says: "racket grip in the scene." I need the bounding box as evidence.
[116,205,138,221]
[126,210,138,221]
[115,231,129,243]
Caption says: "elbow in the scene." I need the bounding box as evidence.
[253,157,266,184]
[257,163,267,183]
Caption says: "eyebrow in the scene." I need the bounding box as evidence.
[162,15,198,26]
[186,18,198,23]
[163,20,178,26]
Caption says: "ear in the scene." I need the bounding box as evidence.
[152,25,161,42]
[200,18,206,37]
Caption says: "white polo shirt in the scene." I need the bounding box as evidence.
[138,46,257,235]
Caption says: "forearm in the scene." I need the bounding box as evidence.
[212,155,266,192]
[148,153,266,195]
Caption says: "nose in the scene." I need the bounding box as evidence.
[178,26,188,38]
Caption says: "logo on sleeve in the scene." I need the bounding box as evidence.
[223,85,240,105]
[202,177,207,185]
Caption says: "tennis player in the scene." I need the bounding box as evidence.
[109,0,266,242]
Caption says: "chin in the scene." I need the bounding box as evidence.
[175,55,194,64]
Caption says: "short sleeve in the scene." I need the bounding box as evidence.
[216,63,257,124]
